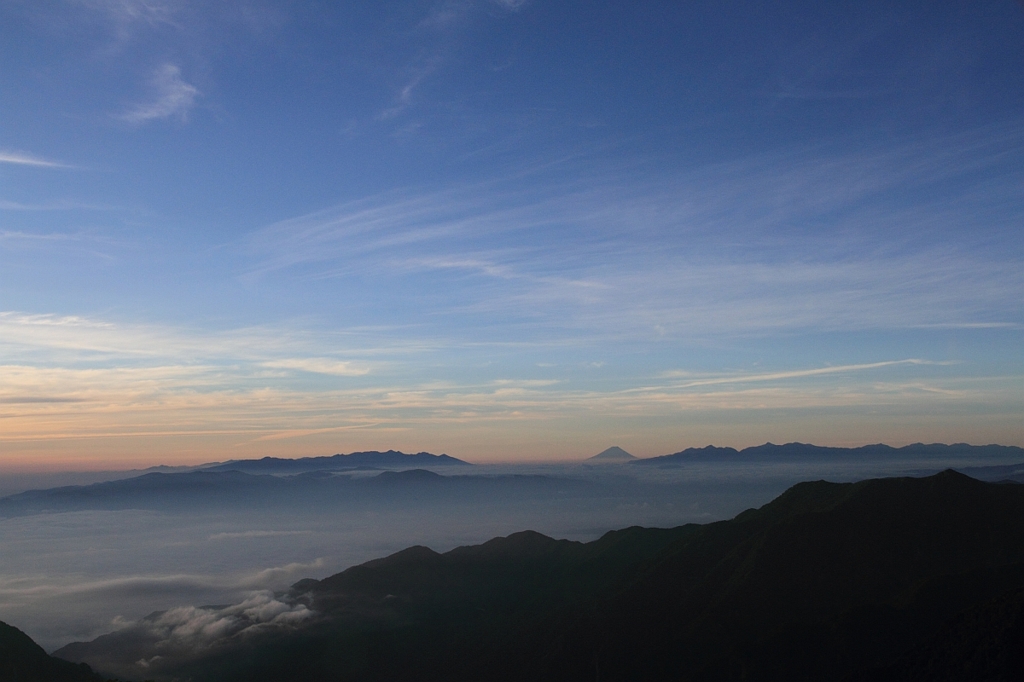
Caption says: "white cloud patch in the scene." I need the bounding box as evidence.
[113,590,314,662]
[42,585,318,677]
[121,64,199,124]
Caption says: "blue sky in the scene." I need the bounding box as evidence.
[1,0,1022,467]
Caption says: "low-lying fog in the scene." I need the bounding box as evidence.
[0,456,1017,652]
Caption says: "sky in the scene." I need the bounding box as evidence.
[1,0,1022,469]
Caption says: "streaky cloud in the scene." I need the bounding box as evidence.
[263,358,371,376]
[0,151,71,168]
[208,530,314,541]
[661,359,952,387]
[242,143,1024,338]
[120,63,198,124]
[71,0,182,41]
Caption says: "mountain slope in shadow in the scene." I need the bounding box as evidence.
[856,586,1024,681]
[56,471,1024,681]
[0,621,105,682]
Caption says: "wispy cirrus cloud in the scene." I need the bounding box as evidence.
[3,124,1023,462]
[72,0,182,39]
[0,230,80,243]
[74,0,180,24]
[659,360,952,387]
[0,150,72,168]
[378,58,442,120]
[263,358,372,377]
[490,0,528,10]
[120,63,198,124]
[377,0,529,122]
[244,126,1024,339]
[1,354,1010,448]
[0,311,374,361]
[208,530,313,541]
[2,202,65,211]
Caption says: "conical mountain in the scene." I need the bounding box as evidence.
[587,446,635,461]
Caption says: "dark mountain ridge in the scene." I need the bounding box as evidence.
[55,470,1024,681]
[0,621,104,682]
[636,441,1024,464]
[205,450,468,474]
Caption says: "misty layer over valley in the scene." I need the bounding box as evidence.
[1,445,1021,656]
[5,460,1022,681]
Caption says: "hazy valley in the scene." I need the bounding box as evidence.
[1,444,1023,680]
[1,446,1023,680]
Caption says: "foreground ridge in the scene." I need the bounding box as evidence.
[53,470,1024,681]
[0,621,105,682]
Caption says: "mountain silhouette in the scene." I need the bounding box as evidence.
[56,470,1024,681]
[587,446,635,461]
[634,441,1024,464]
[205,450,469,474]
[0,621,103,682]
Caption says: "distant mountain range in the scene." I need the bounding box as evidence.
[96,443,1024,478]
[204,450,469,474]
[634,441,1024,464]
[52,470,1024,681]
[0,468,590,519]
[167,442,1024,475]
[2,443,1022,519]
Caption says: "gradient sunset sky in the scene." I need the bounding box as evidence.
[1,1,1022,469]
